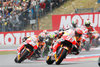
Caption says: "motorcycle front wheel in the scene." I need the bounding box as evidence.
[55,48,68,65]
[46,56,55,65]
[14,48,30,63]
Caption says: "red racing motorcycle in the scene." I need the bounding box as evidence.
[80,26,100,51]
[46,35,79,65]
[14,37,40,63]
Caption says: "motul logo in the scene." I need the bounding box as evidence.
[59,13,100,29]
[0,32,34,45]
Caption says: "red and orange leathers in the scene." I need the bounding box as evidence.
[52,28,85,55]
[17,36,38,53]
[52,34,84,54]
[37,41,45,51]
[85,25,98,44]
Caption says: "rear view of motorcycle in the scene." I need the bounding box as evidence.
[14,37,40,63]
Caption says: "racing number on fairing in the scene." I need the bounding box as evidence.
[66,36,75,42]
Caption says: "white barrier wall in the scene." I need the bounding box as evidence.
[0,31,35,45]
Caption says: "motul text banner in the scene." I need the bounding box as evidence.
[0,30,42,45]
[52,12,100,33]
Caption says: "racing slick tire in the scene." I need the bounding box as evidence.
[55,48,67,65]
[14,49,30,63]
[46,56,55,65]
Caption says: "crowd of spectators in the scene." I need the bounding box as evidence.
[0,0,67,32]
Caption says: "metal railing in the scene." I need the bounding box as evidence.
[75,8,94,14]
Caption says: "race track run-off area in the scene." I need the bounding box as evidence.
[0,47,100,67]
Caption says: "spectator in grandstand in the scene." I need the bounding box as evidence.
[30,0,37,18]
[28,9,34,19]
[6,20,13,31]
[27,0,31,9]
[45,0,50,13]
[39,1,46,16]
[31,0,36,7]
[0,12,2,19]
[51,0,58,8]
[0,1,2,7]
[7,3,13,15]
[21,0,28,11]
[15,2,23,13]
[0,20,2,31]
[3,19,8,31]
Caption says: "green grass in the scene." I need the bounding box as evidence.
[0,51,17,55]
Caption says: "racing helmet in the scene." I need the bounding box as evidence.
[59,28,64,32]
[38,36,44,42]
[75,28,83,37]
[72,19,78,28]
[22,36,30,42]
[85,19,91,27]
[43,30,48,34]
[54,30,59,34]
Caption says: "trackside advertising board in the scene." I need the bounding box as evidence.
[0,30,54,45]
[0,30,43,45]
[52,12,100,33]
[1,12,100,45]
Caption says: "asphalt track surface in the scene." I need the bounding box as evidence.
[0,47,100,67]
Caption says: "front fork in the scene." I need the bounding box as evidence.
[54,47,68,61]
[17,53,20,60]
[17,47,31,60]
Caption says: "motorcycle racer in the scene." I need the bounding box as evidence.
[38,30,49,42]
[66,19,80,30]
[84,19,99,44]
[85,19,96,32]
[51,28,83,57]
[55,20,80,40]
[37,30,49,57]
[15,35,41,63]
[72,19,78,28]
[17,35,38,55]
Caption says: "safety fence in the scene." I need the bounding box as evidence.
[75,8,94,13]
